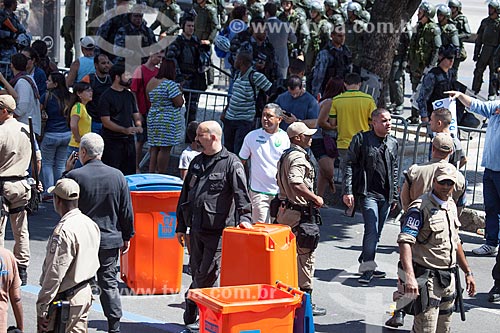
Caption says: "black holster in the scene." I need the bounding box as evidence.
[48,300,70,333]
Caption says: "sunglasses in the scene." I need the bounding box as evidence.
[437,179,455,186]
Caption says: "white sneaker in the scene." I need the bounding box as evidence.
[472,244,498,255]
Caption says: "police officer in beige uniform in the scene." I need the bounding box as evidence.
[36,178,100,333]
[401,133,466,212]
[397,166,476,332]
[0,94,31,286]
[276,121,326,317]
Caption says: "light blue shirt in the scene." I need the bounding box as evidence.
[470,99,500,171]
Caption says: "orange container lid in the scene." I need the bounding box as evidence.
[188,284,302,314]
[224,223,291,234]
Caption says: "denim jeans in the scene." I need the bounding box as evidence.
[222,118,253,154]
[91,120,102,135]
[359,195,391,269]
[483,168,500,247]
[40,131,71,191]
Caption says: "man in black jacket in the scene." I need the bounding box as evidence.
[175,120,252,331]
[64,133,134,333]
[343,108,399,284]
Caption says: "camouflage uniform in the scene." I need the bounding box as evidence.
[150,1,182,35]
[194,2,221,86]
[278,7,310,58]
[344,19,366,69]
[310,41,351,97]
[61,0,75,68]
[113,19,157,65]
[305,16,332,91]
[0,7,26,80]
[385,24,411,114]
[472,17,500,96]
[452,12,471,70]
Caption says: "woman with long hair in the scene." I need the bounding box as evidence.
[40,72,72,198]
[146,59,184,173]
[67,81,93,168]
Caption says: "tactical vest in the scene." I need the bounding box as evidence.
[426,66,457,116]
[324,45,352,88]
[175,36,201,75]
[440,23,458,48]
[479,17,500,47]
[409,21,439,70]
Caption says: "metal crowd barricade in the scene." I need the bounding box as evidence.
[409,122,486,210]
[183,88,229,125]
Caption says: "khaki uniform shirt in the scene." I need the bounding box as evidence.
[277,144,315,207]
[401,158,465,211]
[398,192,461,270]
[0,117,30,178]
[37,208,100,317]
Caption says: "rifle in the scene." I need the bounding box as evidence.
[454,266,466,321]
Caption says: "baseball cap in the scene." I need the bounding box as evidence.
[435,164,457,183]
[0,95,16,112]
[432,133,454,153]
[48,178,80,201]
[287,121,317,138]
[80,36,95,49]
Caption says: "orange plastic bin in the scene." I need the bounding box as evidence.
[120,174,184,295]
[188,284,302,333]
[220,223,298,288]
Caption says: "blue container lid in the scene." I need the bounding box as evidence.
[125,173,183,191]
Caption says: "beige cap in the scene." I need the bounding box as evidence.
[287,121,317,138]
[0,95,16,112]
[80,36,95,49]
[48,178,80,200]
[435,164,457,183]
[432,133,454,153]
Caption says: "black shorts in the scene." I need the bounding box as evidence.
[136,114,148,143]
[311,138,328,160]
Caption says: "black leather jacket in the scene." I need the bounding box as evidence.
[176,147,252,234]
[343,130,399,203]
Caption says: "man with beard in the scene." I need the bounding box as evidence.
[98,64,143,175]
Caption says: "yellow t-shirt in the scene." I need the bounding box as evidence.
[68,102,92,148]
[329,90,376,149]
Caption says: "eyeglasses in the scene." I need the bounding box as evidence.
[437,179,455,186]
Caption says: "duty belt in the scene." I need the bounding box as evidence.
[0,176,26,182]
[57,278,93,299]
[286,201,310,214]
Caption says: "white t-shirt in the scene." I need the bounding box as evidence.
[178,146,201,170]
[239,128,290,195]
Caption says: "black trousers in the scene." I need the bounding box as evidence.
[102,136,136,176]
[184,231,222,324]
[97,248,122,333]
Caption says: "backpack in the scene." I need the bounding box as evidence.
[248,70,267,119]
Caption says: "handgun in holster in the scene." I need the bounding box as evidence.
[48,300,70,333]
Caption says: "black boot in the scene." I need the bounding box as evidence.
[385,310,405,327]
[18,265,27,286]
[301,288,327,316]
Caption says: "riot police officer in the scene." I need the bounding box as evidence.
[472,1,500,99]
[324,0,344,25]
[278,0,310,59]
[0,0,27,80]
[150,0,182,36]
[61,0,75,68]
[448,0,471,71]
[408,2,441,124]
[436,4,459,51]
[353,0,370,23]
[345,1,367,69]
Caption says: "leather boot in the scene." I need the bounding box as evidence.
[18,265,27,286]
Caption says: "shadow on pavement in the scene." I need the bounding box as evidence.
[89,320,184,333]
[315,319,410,332]
[340,276,398,288]
[465,292,500,310]
[314,268,345,282]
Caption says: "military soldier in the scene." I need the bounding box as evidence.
[247,0,265,20]
[436,5,459,51]
[194,0,221,86]
[113,11,157,65]
[150,0,182,36]
[36,179,100,333]
[276,122,327,317]
[305,1,332,92]
[324,0,345,26]
[278,0,310,59]
[0,95,31,286]
[397,165,476,332]
[344,2,366,69]
[448,0,471,71]
[408,2,441,124]
[472,1,500,99]
[61,0,75,68]
[96,0,133,62]
[353,0,370,23]
[0,0,26,80]
[386,23,411,115]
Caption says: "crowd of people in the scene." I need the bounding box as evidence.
[1,0,500,332]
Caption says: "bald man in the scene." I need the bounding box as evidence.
[175,121,252,330]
